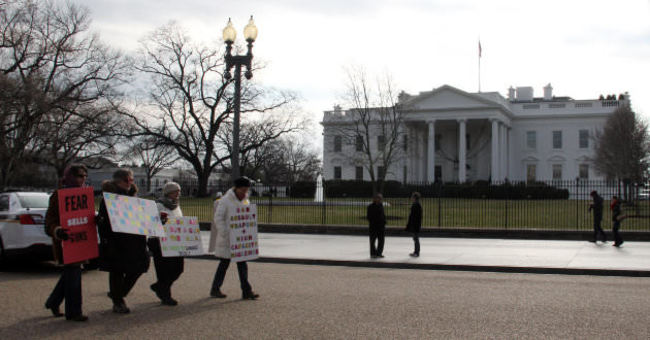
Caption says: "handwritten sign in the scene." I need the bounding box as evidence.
[103,193,165,237]
[228,204,259,262]
[160,216,204,257]
[58,187,98,264]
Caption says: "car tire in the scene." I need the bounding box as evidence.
[0,236,6,268]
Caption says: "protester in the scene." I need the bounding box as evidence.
[611,195,625,247]
[405,192,422,257]
[97,169,149,314]
[367,193,386,258]
[148,182,184,306]
[209,177,259,300]
[588,190,606,243]
[44,164,89,322]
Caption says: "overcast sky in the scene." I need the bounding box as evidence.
[79,0,650,151]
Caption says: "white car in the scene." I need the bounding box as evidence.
[0,192,52,263]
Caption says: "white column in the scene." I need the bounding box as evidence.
[458,119,466,183]
[491,119,499,182]
[427,120,436,183]
[500,123,507,181]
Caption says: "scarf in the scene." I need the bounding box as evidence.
[158,196,179,210]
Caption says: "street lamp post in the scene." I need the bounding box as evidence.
[223,16,258,182]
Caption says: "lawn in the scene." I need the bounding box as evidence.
[173,196,650,231]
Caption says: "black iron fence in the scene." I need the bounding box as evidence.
[179,179,650,231]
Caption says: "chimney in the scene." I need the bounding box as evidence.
[543,83,553,100]
[508,86,515,100]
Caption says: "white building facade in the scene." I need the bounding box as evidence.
[322,84,629,183]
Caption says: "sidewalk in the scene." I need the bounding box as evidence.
[199,232,650,276]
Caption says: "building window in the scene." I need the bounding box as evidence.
[403,166,407,183]
[435,134,441,151]
[377,135,385,151]
[526,131,536,149]
[403,134,408,151]
[334,135,342,152]
[466,134,471,150]
[552,130,562,149]
[526,164,537,182]
[579,130,589,149]
[552,164,562,180]
[579,164,589,179]
[377,166,385,179]
[334,166,342,179]
[355,166,363,181]
[355,136,363,152]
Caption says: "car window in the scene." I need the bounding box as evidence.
[0,195,8,211]
[16,193,50,209]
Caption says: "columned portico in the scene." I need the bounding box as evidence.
[491,119,500,181]
[458,119,467,183]
[427,120,436,182]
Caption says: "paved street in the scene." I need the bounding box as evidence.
[1,259,649,339]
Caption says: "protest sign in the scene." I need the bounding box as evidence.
[103,193,165,237]
[228,204,258,262]
[160,216,204,257]
[58,187,98,264]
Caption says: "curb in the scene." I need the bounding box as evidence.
[194,255,650,278]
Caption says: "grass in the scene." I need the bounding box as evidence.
[172,196,650,231]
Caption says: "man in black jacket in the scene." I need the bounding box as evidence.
[588,190,606,243]
[406,192,422,257]
[367,193,386,258]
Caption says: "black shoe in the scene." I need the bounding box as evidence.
[45,304,63,317]
[588,239,597,243]
[613,242,623,247]
[377,255,385,258]
[409,253,419,257]
[112,302,130,314]
[66,315,88,322]
[242,291,259,300]
[150,283,164,301]
[210,289,227,298]
[161,297,178,306]
[370,255,378,259]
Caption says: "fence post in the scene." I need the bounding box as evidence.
[504,181,508,229]
[268,189,273,223]
[575,177,579,229]
[437,181,442,227]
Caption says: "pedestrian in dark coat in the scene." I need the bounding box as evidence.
[405,192,422,257]
[367,193,386,258]
[588,190,606,243]
[97,169,149,314]
[149,182,184,306]
[611,196,625,247]
[44,164,89,322]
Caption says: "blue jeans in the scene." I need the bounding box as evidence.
[45,265,82,318]
[211,259,252,293]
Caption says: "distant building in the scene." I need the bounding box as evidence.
[322,84,629,183]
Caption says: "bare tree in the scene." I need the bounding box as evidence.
[329,67,406,194]
[121,22,298,197]
[0,0,128,187]
[594,104,650,186]
[122,136,179,194]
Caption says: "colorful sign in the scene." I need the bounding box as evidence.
[160,216,204,257]
[103,193,165,237]
[228,204,259,262]
[58,187,98,264]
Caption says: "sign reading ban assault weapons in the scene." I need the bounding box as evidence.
[57,187,98,264]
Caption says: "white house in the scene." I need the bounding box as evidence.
[322,84,629,183]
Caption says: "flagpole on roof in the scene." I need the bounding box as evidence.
[478,39,482,93]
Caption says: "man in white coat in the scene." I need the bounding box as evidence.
[209,177,259,300]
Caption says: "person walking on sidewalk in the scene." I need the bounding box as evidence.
[367,193,386,258]
[149,182,185,306]
[588,190,607,243]
[97,169,150,314]
[209,177,259,300]
[611,195,625,247]
[405,192,422,257]
[44,164,89,322]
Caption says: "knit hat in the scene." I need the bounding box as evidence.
[234,177,251,188]
[162,181,181,195]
